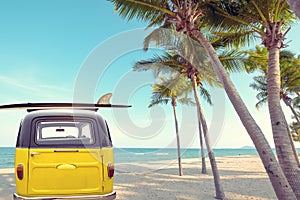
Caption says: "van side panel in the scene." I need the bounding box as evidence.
[27,148,105,196]
[15,148,29,196]
[101,148,114,194]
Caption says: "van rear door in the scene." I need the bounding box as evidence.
[27,119,104,196]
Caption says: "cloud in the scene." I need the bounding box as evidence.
[0,75,72,101]
[0,76,41,93]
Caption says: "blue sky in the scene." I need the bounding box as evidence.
[0,0,299,149]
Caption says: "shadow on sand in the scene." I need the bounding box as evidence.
[114,159,276,200]
[0,159,276,200]
[0,170,14,200]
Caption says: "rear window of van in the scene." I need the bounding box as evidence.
[36,120,95,145]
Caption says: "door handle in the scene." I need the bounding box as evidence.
[30,152,41,157]
[56,164,77,170]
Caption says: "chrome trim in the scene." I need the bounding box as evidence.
[54,149,79,153]
[13,191,116,200]
[30,152,41,157]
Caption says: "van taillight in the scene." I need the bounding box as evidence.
[16,164,24,180]
[107,163,114,178]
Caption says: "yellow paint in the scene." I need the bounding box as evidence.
[15,148,29,196]
[15,147,114,197]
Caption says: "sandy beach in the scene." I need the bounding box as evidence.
[0,156,277,200]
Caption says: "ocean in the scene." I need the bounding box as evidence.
[1,147,299,169]
[0,147,262,169]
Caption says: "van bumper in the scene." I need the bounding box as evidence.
[13,191,116,200]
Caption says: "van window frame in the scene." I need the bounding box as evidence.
[104,121,113,147]
[30,116,101,148]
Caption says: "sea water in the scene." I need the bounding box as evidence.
[113,147,261,163]
[0,147,15,169]
[0,147,261,169]
[1,147,299,169]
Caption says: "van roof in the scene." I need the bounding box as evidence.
[23,109,104,119]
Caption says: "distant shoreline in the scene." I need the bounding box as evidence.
[0,147,263,169]
[1,146,299,168]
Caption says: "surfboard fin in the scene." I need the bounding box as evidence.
[97,93,113,104]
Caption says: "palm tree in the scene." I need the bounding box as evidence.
[108,0,296,198]
[134,51,225,198]
[280,51,300,127]
[142,27,252,178]
[207,1,300,197]
[134,51,214,175]
[248,49,300,125]
[247,48,300,167]
[149,76,194,176]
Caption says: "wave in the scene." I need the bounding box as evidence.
[155,153,169,156]
[134,153,145,155]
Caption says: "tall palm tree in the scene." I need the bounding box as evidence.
[149,76,194,176]
[134,51,225,198]
[280,51,300,127]
[134,51,214,174]
[142,26,252,178]
[246,48,300,167]
[108,0,296,198]
[248,49,300,125]
[207,1,300,197]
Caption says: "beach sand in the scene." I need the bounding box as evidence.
[0,156,277,200]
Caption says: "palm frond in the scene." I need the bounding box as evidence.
[292,96,300,112]
[109,0,174,23]
[133,52,180,76]
[209,27,256,49]
[177,97,196,106]
[149,74,194,108]
[244,46,268,73]
[149,98,169,108]
[204,0,296,39]
[204,0,263,34]
[250,75,268,109]
[218,49,248,73]
[199,85,212,105]
[255,96,268,109]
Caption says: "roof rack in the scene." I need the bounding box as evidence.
[0,103,131,112]
[0,94,131,112]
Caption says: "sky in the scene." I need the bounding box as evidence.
[0,0,299,149]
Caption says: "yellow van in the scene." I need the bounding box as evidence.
[0,101,126,200]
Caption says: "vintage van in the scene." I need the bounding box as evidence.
[0,101,125,200]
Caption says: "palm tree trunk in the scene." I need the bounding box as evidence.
[282,97,300,167]
[267,47,300,197]
[198,119,207,174]
[172,100,183,176]
[193,30,297,199]
[191,74,225,200]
